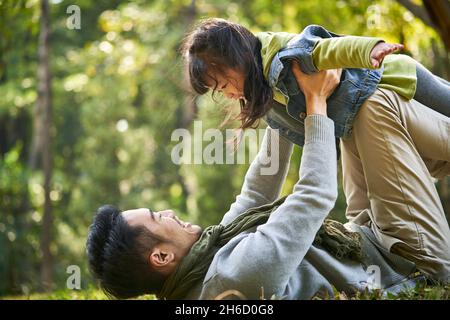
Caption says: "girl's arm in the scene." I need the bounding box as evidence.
[312,36,403,70]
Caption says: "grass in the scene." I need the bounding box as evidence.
[327,282,450,300]
[2,283,449,300]
[1,287,156,300]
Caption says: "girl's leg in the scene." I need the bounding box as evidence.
[341,88,450,282]
[414,63,450,117]
[436,75,450,87]
[340,138,370,223]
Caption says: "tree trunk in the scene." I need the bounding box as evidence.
[397,0,450,51]
[423,0,450,51]
[180,0,198,122]
[35,0,54,292]
[396,0,436,29]
[178,0,197,214]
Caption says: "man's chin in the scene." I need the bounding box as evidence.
[190,225,203,235]
[184,223,202,235]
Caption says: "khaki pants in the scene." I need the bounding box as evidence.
[341,88,450,281]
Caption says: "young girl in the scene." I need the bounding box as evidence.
[181,18,449,137]
[180,18,450,281]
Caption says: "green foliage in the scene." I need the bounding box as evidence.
[337,282,450,300]
[0,145,35,295]
[2,286,155,300]
[393,282,450,300]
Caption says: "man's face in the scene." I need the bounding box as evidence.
[122,208,202,249]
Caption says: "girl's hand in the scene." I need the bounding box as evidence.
[291,61,341,116]
[370,42,403,68]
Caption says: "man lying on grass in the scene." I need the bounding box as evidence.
[86,68,423,300]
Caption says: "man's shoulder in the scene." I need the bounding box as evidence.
[192,232,253,298]
[207,231,252,275]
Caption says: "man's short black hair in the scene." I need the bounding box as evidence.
[86,205,166,299]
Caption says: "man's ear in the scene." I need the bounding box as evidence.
[148,247,175,269]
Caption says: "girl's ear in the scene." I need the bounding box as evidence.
[148,248,175,268]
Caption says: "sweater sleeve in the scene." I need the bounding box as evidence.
[220,127,294,226]
[213,115,338,298]
[312,36,383,71]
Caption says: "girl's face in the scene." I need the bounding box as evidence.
[207,68,245,101]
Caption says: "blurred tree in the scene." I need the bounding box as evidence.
[34,0,54,292]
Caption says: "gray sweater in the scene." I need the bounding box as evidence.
[185,115,418,300]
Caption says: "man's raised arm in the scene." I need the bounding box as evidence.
[200,67,341,299]
[220,127,293,226]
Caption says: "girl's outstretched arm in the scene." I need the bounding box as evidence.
[312,35,402,70]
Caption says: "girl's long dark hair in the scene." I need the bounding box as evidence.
[181,18,273,130]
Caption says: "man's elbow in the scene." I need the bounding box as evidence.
[328,187,338,207]
[311,187,338,212]
[324,188,338,211]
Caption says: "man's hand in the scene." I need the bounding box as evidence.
[291,61,341,116]
[370,41,403,68]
